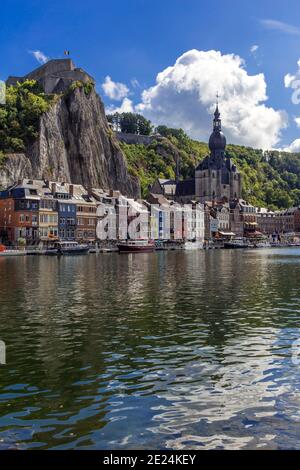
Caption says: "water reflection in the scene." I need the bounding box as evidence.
[0,249,300,449]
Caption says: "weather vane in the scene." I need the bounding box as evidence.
[216,91,220,105]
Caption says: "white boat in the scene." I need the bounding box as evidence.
[45,241,90,256]
[0,249,26,257]
[184,241,203,250]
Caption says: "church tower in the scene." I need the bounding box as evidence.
[195,103,242,203]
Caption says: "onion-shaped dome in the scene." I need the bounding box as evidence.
[208,130,226,152]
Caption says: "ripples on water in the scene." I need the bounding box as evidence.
[0,248,300,449]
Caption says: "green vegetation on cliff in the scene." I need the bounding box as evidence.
[0,80,53,153]
[0,79,94,157]
[68,80,94,96]
[120,127,207,197]
[119,122,300,209]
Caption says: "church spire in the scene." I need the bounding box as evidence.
[213,92,221,132]
[208,93,226,154]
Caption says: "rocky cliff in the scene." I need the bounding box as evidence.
[0,86,140,197]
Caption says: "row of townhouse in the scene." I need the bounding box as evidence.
[0,180,206,245]
[201,199,258,240]
[149,184,261,239]
[0,180,101,245]
[5,178,300,245]
[147,194,205,242]
[256,207,300,236]
[203,199,300,240]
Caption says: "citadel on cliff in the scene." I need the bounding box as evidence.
[7,58,94,94]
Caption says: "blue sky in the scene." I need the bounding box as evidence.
[1,0,300,149]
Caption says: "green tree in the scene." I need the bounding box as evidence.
[0,80,53,153]
[107,112,152,135]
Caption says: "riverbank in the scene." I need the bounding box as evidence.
[0,241,298,256]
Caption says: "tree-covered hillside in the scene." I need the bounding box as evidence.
[119,121,300,210]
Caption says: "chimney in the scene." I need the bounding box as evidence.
[69,184,74,197]
[87,185,92,198]
[51,183,57,195]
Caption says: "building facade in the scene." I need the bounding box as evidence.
[0,183,40,244]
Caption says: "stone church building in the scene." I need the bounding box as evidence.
[150,105,242,204]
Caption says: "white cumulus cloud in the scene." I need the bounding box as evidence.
[101,75,129,101]
[29,50,49,65]
[295,117,300,128]
[106,97,134,114]
[136,49,287,149]
[283,139,300,152]
[284,73,296,88]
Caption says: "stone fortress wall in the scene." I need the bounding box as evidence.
[6,59,95,94]
[116,132,159,146]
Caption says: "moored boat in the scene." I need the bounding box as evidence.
[223,238,249,249]
[117,240,155,253]
[45,241,89,256]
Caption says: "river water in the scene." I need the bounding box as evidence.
[0,249,300,449]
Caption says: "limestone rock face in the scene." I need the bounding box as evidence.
[0,154,33,189]
[0,87,140,197]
